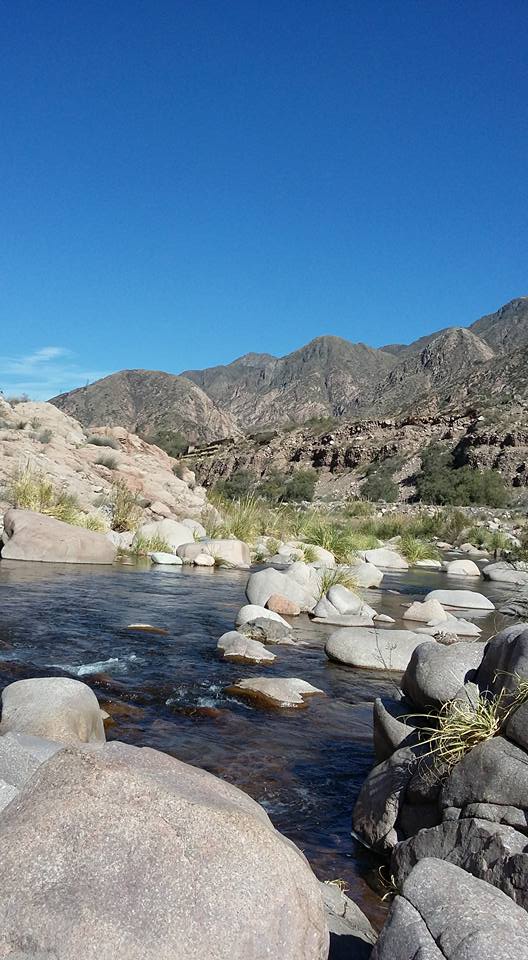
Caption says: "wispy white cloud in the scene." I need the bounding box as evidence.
[0,346,108,401]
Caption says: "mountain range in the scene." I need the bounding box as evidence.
[50,296,528,443]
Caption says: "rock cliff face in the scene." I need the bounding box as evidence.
[0,397,205,523]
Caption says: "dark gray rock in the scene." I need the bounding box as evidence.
[477,624,528,695]
[373,696,415,763]
[461,802,528,833]
[352,746,417,850]
[402,641,484,709]
[399,801,441,838]
[239,617,292,643]
[391,817,528,910]
[506,699,528,751]
[406,753,446,803]
[321,881,376,960]
[373,857,528,960]
[441,736,528,811]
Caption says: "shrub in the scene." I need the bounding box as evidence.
[415,444,509,507]
[399,535,440,564]
[77,513,108,532]
[87,434,120,450]
[130,534,172,557]
[282,468,317,503]
[361,471,398,503]
[110,478,141,532]
[6,465,81,524]
[95,453,118,470]
[150,429,189,458]
[36,428,53,444]
[215,470,254,500]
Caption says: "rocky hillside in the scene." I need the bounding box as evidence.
[0,396,206,524]
[49,296,528,441]
[50,370,238,444]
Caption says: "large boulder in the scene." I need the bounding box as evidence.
[177,538,250,568]
[352,746,417,850]
[246,568,318,612]
[372,858,528,960]
[327,584,376,619]
[483,561,528,585]
[0,742,329,959]
[391,817,528,910]
[424,589,494,610]
[0,677,106,744]
[402,641,484,709]
[0,731,63,811]
[326,628,431,673]
[135,517,194,551]
[351,561,384,588]
[365,548,408,570]
[441,736,528,812]
[445,558,481,577]
[1,508,116,564]
[373,696,415,762]
[403,598,446,623]
[477,624,528,695]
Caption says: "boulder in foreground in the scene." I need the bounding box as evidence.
[1,508,116,564]
[0,741,329,960]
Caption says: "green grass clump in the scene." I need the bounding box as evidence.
[95,452,118,470]
[130,535,172,557]
[110,478,142,532]
[399,535,440,564]
[77,513,108,532]
[7,465,81,524]
[87,434,120,450]
[317,566,358,598]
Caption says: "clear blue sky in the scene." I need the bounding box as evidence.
[1,0,527,398]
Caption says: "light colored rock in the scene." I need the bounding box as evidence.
[417,617,482,638]
[312,596,340,618]
[149,500,173,518]
[351,561,384,588]
[403,599,447,623]
[375,613,396,623]
[460,541,488,555]
[328,584,363,614]
[217,631,276,664]
[226,677,325,709]
[0,678,106,744]
[246,568,318,612]
[235,605,291,629]
[414,558,442,569]
[482,561,528,585]
[325,628,430,672]
[424,589,495,610]
[266,594,301,616]
[321,880,377,949]
[0,732,63,805]
[239,619,292,644]
[194,553,215,566]
[136,517,195,551]
[181,517,207,538]
[1,509,116,564]
[305,545,336,566]
[106,529,135,550]
[150,551,183,565]
[0,741,329,959]
[365,548,409,570]
[446,558,481,577]
[177,538,250,569]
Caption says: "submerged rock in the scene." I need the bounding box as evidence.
[226,677,325,709]
[0,741,329,959]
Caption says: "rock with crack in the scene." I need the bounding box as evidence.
[225,677,325,709]
[325,628,432,672]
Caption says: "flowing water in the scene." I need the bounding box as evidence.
[0,558,513,927]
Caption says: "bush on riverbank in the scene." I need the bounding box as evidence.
[5,465,108,532]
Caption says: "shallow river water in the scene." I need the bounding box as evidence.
[0,558,513,927]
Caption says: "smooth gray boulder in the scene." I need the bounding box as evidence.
[326,628,431,672]
[441,736,528,811]
[372,858,528,960]
[445,558,481,577]
[351,561,383,588]
[217,631,275,664]
[477,624,528,695]
[424,589,494,610]
[0,678,106,745]
[235,604,291,628]
[136,517,194,551]
[327,584,374,616]
[1,509,116,564]
[403,598,447,622]
[483,561,528,585]
[365,548,408,570]
[373,697,415,762]
[391,817,528,910]
[246,567,318,611]
[352,746,417,850]
[150,551,182,565]
[402,641,484,709]
[181,517,207,538]
[0,742,329,959]
[177,538,250,568]
[0,730,63,790]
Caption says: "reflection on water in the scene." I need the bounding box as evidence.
[0,559,511,926]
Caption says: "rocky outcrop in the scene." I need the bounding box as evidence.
[1,508,117,564]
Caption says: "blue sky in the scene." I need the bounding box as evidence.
[1,0,527,398]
